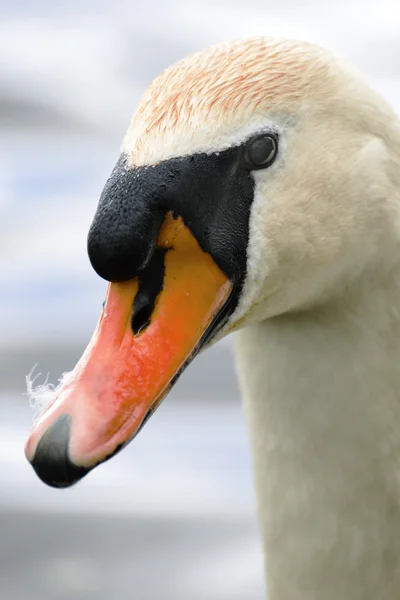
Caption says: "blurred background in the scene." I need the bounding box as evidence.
[1,1,400,598]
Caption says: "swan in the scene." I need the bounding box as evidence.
[25,37,400,599]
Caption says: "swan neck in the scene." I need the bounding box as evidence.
[233,277,400,600]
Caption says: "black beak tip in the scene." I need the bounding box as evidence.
[29,414,90,489]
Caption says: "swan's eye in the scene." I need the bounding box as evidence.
[242,134,278,170]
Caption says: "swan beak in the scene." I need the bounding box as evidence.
[25,213,232,488]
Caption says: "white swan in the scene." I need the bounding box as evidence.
[25,37,400,599]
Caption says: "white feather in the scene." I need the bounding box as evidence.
[25,365,72,419]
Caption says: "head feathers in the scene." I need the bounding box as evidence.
[123,37,352,167]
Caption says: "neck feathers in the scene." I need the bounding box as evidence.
[234,269,400,600]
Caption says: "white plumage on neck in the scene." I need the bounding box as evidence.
[234,266,400,599]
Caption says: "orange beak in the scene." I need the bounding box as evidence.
[25,213,232,487]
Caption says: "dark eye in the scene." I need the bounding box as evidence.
[242,134,278,170]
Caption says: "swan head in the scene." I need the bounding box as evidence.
[25,37,400,487]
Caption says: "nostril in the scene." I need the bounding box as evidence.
[131,296,153,335]
[131,248,167,335]
[29,414,90,488]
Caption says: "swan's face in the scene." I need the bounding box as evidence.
[25,37,396,487]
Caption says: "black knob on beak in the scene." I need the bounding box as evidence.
[87,156,165,283]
